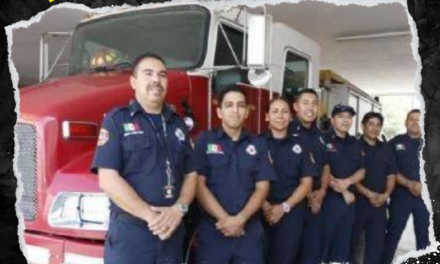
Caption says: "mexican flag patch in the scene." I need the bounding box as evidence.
[395,144,406,151]
[123,122,141,132]
[207,144,224,154]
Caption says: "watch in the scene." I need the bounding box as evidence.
[282,202,291,213]
[175,202,189,216]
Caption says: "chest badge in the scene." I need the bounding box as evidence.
[175,128,185,142]
[246,144,257,156]
[207,144,224,154]
[395,143,406,151]
[292,144,302,154]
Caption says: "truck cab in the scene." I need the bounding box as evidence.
[18,4,320,263]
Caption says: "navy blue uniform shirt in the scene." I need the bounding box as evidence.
[388,134,422,182]
[289,119,326,189]
[261,130,317,204]
[360,137,398,193]
[194,128,276,216]
[91,99,196,213]
[324,130,364,183]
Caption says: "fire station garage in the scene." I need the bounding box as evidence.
[10,1,427,264]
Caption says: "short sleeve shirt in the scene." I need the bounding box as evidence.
[323,130,364,183]
[261,130,317,204]
[90,100,197,212]
[289,119,326,189]
[194,129,276,215]
[388,133,422,182]
[360,137,398,193]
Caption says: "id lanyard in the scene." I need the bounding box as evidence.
[145,114,175,199]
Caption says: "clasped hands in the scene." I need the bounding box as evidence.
[144,205,183,241]
[215,214,246,238]
[329,176,355,205]
[366,191,389,207]
[406,180,422,197]
[262,201,284,225]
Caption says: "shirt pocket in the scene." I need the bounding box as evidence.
[238,154,259,190]
[121,136,153,174]
[282,152,302,181]
[170,136,186,175]
[205,154,229,186]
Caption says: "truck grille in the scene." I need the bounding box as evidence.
[16,123,38,221]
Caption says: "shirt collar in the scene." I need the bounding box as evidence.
[329,128,352,142]
[361,135,383,148]
[262,130,290,142]
[290,119,319,135]
[129,99,173,121]
[215,127,250,142]
[404,133,423,145]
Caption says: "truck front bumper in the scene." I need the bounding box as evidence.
[24,232,104,264]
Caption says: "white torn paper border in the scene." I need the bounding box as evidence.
[5,0,438,263]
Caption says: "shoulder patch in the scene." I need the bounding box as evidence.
[97,128,109,146]
[175,128,185,141]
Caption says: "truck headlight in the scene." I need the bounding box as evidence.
[48,192,110,231]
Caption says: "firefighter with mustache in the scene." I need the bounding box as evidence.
[91,53,197,264]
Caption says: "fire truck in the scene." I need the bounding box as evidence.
[17,3,322,263]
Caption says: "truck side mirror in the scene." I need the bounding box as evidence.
[246,14,272,87]
[247,14,266,68]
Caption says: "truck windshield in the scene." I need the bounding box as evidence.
[68,6,210,75]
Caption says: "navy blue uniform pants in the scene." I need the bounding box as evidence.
[104,212,185,264]
[297,207,324,264]
[195,217,265,264]
[264,203,305,264]
[351,198,387,264]
[321,191,355,263]
[381,192,430,264]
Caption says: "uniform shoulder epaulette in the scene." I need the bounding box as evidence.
[249,134,266,147]
[107,106,129,116]
[101,107,130,124]
[389,134,405,143]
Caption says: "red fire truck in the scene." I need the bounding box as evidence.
[17,3,322,263]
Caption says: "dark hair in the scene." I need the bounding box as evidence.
[294,88,319,103]
[406,109,421,119]
[217,85,247,107]
[132,53,166,76]
[361,112,384,126]
[266,96,291,113]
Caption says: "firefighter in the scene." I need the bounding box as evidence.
[381,109,430,264]
[261,96,315,264]
[350,112,397,264]
[319,104,365,263]
[288,88,327,264]
[90,53,197,264]
[194,85,276,264]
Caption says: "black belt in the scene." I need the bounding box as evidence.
[112,211,146,226]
